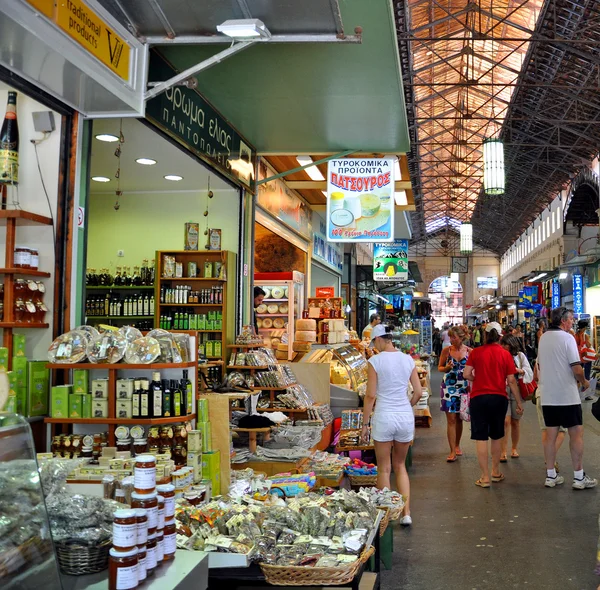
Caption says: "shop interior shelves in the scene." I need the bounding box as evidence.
[0,209,53,225]
[0,322,49,328]
[86,285,155,290]
[0,268,51,277]
[46,361,197,370]
[160,303,221,307]
[227,343,264,348]
[44,414,196,425]
[159,277,225,282]
[226,365,270,370]
[256,313,288,317]
[87,315,150,320]
[257,407,307,413]
[249,385,295,390]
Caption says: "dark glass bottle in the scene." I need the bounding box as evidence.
[181,370,192,415]
[162,380,172,418]
[171,380,183,417]
[150,372,163,418]
[0,92,19,185]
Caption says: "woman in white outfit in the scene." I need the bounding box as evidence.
[361,324,422,526]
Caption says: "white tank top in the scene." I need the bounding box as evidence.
[368,351,415,414]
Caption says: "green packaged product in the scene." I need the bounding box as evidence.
[51,386,71,418]
[201,450,220,495]
[4,395,16,413]
[12,356,27,389]
[13,334,26,357]
[0,347,9,371]
[26,360,49,417]
[68,394,83,418]
[197,398,209,422]
[197,421,212,452]
[81,394,92,418]
[73,369,89,394]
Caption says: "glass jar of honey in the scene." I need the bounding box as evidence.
[108,547,138,590]
[131,492,158,534]
[134,455,156,494]
[163,518,177,561]
[112,509,138,552]
[13,298,26,323]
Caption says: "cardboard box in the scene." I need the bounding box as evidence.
[116,379,134,399]
[12,334,26,357]
[26,360,49,417]
[187,451,202,483]
[68,394,83,418]
[73,369,89,394]
[187,430,202,453]
[197,421,212,452]
[116,399,133,419]
[92,378,109,399]
[51,385,71,418]
[201,450,220,494]
[184,222,199,251]
[81,394,92,419]
[0,347,9,371]
[92,400,109,419]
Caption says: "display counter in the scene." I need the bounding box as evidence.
[61,550,208,590]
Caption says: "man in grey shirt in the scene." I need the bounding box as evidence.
[537,307,597,489]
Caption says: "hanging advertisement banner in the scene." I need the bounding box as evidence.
[573,274,584,314]
[373,240,408,281]
[326,158,394,242]
[551,281,560,309]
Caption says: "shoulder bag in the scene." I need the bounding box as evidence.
[516,353,536,402]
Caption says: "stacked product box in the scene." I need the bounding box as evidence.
[116,378,134,419]
[91,377,109,418]
[201,450,220,496]
[27,360,50,417]
[51,385,72,418]
[187,429,203,483]
[68,369,92,418]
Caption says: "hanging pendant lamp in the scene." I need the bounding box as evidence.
[460,222,473,254]
[482,137,505,195]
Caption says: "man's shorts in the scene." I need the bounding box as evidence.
[470,394,509,441]
[541,404,583,429]
[535,400,567,432]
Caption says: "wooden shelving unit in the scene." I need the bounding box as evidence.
[155,250,236,369]
[46,361,197,445]
[0,210,53,364]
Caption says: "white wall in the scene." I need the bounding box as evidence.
[311,263,341,296]
[0,85,61,360]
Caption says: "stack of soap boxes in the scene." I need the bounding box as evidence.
[1,334,50,417]
[197,397,221,495]
[51,370,107,419]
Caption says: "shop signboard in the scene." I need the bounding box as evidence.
[477,276,498,289]
[311,211,343,274]
[551,281,560,309]
[145,51,257,192]
[373,240,408,282]
[326,158,395,242]
[25,0,131,81]
[573,274,584,314]
[256,161,310,239]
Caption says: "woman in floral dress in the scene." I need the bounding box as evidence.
[438,326,472,462]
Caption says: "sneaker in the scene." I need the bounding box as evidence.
[545,474,565,488]
[399,515,412,526]
[572,474,598,489]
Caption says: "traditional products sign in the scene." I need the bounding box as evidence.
[145,51,257,192]
[573,274,584,314]
[373,240,408,281]
[326,159,395,242]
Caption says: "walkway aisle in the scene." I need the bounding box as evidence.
[382,368,600,590]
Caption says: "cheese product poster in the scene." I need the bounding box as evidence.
[373,240,409,281]
[326,159,395,242]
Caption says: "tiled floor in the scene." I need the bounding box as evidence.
[381,368,600,590]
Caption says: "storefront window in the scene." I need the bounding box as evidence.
[428,276,463,326]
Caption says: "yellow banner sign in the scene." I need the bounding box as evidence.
[28,0,131,81]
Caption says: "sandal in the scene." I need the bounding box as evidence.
[500,455,508,463]
[475,478,491,488]
[455,448,463,456]
[491,473,505,483]
[511,450,520,458]
[446,455,457,462]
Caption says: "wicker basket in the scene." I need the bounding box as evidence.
[55,538,111,576]
[377,506,390,536]
[260,545,375,586]
[387,502,404,521]
[347,473,378,486]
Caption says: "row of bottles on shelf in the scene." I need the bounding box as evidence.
[86,293,155,317]
[198,335,223,359]
[160,285,223,305]
[159,310,222,331]
[200,366,223,390]
[132,371,193,419]
[86,261,155,287]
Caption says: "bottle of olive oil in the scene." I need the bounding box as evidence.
[139,380,150,418]
[171,379,183,417]
[150,372,163,418]
[162,379,172,417]
[181,370,192,415]
[0,92,19,185]
[132,380,141,418]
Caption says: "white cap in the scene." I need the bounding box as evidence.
[370,324,388,341]
[485,321,503,334]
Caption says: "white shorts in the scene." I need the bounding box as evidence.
[371,412,415,443]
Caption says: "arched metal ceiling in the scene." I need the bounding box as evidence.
[395,0,600,254]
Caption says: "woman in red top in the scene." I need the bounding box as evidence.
[464,322,524,488]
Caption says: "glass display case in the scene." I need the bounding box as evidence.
[255,272,304,360]
[0,413,62,590]
[300,344,368,398]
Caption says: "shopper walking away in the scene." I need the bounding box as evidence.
[533,360,566,471]
[441,324,451,349]
[362,313,381,341]
[536,319,547,354]
[537,307,597,489]
[463,322,524,488]
[500,334,533,461]
[362,324,422,526]
[432,328,442,358]
[438,326,472,462]
[473,323,483,348]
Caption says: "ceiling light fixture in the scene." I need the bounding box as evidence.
[460,222,473,254]
[216,19,271,39]
[136,158,156,166]
[296,156,325,181]
[164,175,183,181]
[559,271,568,280]
[394,191,407,206]
[91,176,110,182]
[95,134,119,142]
[531,272,547,281]
[482,138,505,195]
